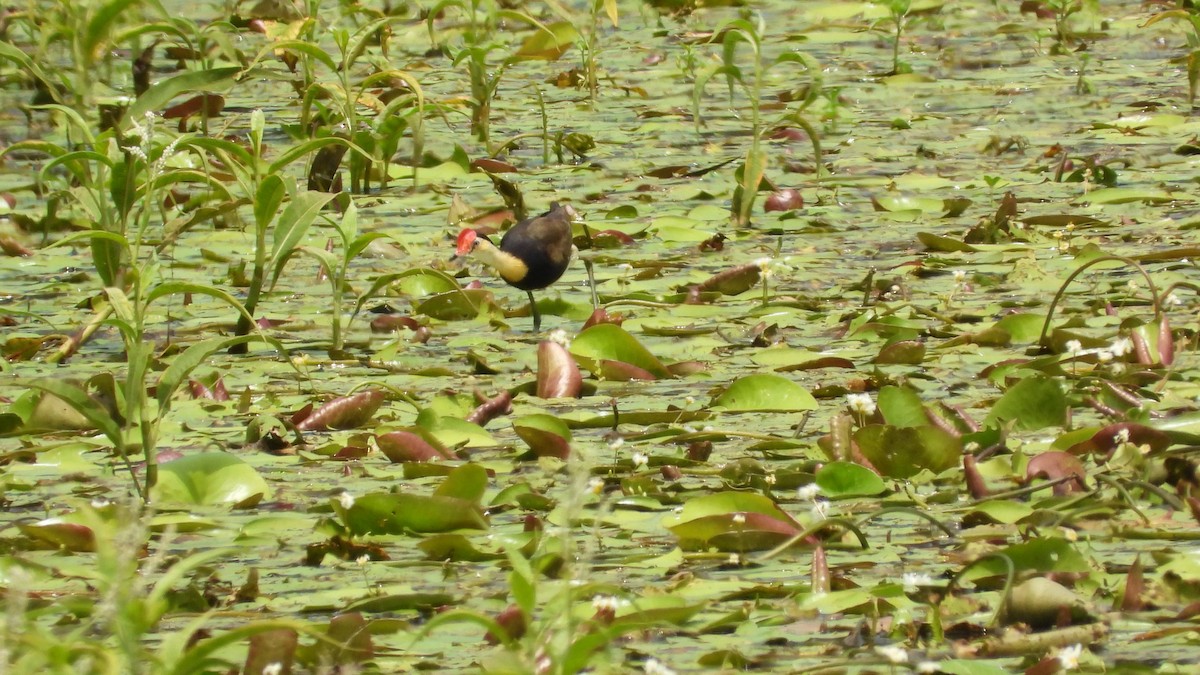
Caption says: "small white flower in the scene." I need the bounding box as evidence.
[643,658,677,675]
[797,484,821,501]
[130,111,155,144]
[846,393,876,416]
[1097,350,1113,363]
[810,499,829,521]
[592,595,623,613]
[876,644,908,664]
[262,663,283,675]
[1165,292,1182,307]
[153,135,183,175]
[727,553,741,565]
[755,257,773,272]
[684,396,695,405]
[549,329,571,349]
[1127,279,1141,293]
[608,436,625,451]
[953,269,966,283]
[902,572,934,592]
[356,554,370,566]
[764,473,777,486]
[338,492,355,510]
[632,451,648,468]
[1115,428,1131,445]
[1064,340,1083,356]
[91,497,112,509]
[1057,643,1083,670]
[731,513,746,525]
[588,477,605,495]
[917,661,939,674]
[1110,336,1133,356]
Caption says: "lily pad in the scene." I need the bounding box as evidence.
[712,373,817,412]
[152,452,272,506]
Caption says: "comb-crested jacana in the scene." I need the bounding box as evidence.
[454,202,576,331]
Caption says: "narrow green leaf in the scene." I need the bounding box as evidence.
[126,66,243,124]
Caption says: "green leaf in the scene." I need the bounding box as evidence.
[570,324,671,379]
[126,66,243,124]
[268,191,339,288]
[433,463,488,503]
[152,452,272,506]
[83,0,143,63]
[815,462,886,498]
[712,373,816,412]
[1072,186,1175,205]
[963,537,1089,580]
[966,500,1034,525]
[511,21,579,60]
[156,334,286,414]
[103,286,137,326]
[343,493,488,534]
[416,288,495,321]
[854,424,961,479]
[255,174,286,231]
[876,386,927,427]
[26,379,122,447]
[984,375,1066,431]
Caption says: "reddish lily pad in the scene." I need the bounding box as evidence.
[297,390,386,431]
[665,492,802,551]
[513,414,572,459]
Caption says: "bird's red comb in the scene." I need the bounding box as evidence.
[455,228,478,256]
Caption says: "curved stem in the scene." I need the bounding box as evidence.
[757,517,868,561]
[855,506,957,539]
[1037,255,1162,350]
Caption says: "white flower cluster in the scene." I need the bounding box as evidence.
[846,393,876,416]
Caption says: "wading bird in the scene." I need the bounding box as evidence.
[454,202,576,331]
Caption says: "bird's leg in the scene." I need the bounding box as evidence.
[527,290,541,331]
[584,258,599,309]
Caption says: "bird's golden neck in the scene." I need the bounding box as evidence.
[471,239,528,284]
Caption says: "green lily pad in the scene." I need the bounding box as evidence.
[340,492,488,535]
[854,425,961,479]
[570,324,671,379]
[712,373,817,412]
[815,462,886,498]
[152,452,272,506]
[984,375,1067,431]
